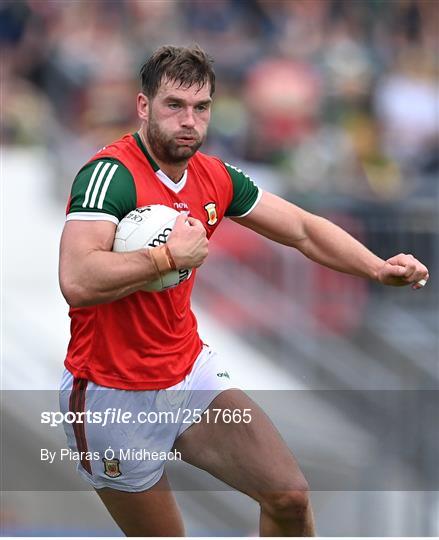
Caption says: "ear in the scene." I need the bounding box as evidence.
[137,93,149,121]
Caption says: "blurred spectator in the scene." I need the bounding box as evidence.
[2,0,438,202]
[375,49,438,170]
[243,58,321,162]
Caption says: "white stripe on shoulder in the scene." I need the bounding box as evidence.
[233,188,263,218]
[97,163,118,209]
[66,212,119,225]
[89,162,111,208]
[82,161,103,208]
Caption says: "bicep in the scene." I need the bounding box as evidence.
[231,191,310,247]
[59,219,116,278]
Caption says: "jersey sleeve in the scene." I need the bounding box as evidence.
[223,162,262,218]
[66,158,136,224]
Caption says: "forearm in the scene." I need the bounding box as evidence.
[294,214,384,281]
[236,192,427,287]
[60,248,159,307]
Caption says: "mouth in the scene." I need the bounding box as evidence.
[175,134,197,145]
[176,138,196,145]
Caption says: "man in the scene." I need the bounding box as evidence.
[59,45,429,537]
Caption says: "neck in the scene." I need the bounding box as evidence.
[139,128,187,183]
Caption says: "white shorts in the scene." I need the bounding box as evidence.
[59,346,235,492]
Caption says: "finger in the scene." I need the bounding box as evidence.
[403,259,428,281]
[387,265,408,277]
[187,217,205,230]
[410,269,429,284]
[412,278,427,290]
[388,260,419,280]
[173,213,188,228]
[402,264,418,280]
[386,253,419,271]
[411,271,429,290]
[386,253,407,266]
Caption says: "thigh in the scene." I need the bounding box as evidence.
[96,472,184,536]
[173,389,308,499]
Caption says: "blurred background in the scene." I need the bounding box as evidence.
[1,0,438,536]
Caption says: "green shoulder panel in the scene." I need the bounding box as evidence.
[224,162,261,217]
[68,158,136,222]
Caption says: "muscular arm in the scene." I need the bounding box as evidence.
[59,215,208,307]
[233,192,429,287]
[59,220,159,307]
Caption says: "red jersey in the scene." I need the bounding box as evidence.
[64,133,261,389]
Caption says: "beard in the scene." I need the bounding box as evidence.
[146,113,204,165]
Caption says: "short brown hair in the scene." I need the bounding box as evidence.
[140,45,215,98]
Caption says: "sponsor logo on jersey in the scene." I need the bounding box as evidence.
[217,371,230,379]
[103,457,121,478]
[204,202,218,225]
[174,202,189,210]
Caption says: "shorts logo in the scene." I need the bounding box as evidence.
[217,371,230,379]
[204,202,218,225]
[103,458,121,478]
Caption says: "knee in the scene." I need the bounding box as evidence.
[260,482,310,521]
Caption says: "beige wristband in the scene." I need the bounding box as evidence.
[146,249,161,280]
[149,245,177,276]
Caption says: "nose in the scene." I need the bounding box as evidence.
[181,107,196,128]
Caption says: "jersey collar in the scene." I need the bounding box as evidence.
[133,132,187,193]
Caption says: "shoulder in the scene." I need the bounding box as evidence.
[191,150,228,172]
[222,161,262,218]
[191,152,261,217]
[67,157,136,223]
[191,151,251,180]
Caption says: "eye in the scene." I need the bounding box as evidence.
[196,104,208,112]
[168,103,180,110]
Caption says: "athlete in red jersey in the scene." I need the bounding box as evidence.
[64,132,260,389]
[59,45,429,537]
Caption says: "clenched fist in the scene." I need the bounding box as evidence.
[167,214,209,269]
[377,253,429,290]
